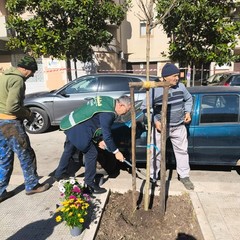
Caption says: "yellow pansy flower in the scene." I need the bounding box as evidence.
[56,215,62,222]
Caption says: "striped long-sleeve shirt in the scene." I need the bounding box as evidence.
[141,82,193,127]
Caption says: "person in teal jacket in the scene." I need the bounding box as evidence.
[0,55,50,203]
[54,95,131,194]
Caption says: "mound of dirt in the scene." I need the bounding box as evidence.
[95,191,204,240]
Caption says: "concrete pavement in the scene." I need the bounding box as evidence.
[1,129,240,240]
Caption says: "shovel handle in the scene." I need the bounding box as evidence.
[124,160,132,168]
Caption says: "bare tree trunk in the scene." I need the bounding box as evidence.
[129,81,171,215]
[144,21,151,211]
[133,0,177,214]
[159,87,169,219]
[200,64,204,85]
[130,87,137,211]
[66,58,72,82]
[192,64,196,87]
[74,58,78,79]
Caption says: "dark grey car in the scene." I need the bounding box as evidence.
[24,73,159,134]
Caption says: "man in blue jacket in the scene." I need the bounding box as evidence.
[141,63,194,190]
[55,95,131,194]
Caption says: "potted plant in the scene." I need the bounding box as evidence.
[55,178,91,236]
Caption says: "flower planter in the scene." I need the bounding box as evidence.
[55,178,92,236]
[70,226,82,237]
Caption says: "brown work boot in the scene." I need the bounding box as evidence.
[25,183,50,195]
[0,191,15,203]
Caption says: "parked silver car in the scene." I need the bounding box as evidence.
[201,72,235,86]
[24,73,159,134]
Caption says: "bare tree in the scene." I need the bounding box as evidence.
[134,0,177,217]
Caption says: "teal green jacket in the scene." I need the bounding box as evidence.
[61,96,118,152]
[60,96,116,130]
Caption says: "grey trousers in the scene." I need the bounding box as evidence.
[150,124,190,179]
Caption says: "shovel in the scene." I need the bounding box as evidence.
[124,160,147,178]
[124,160,158,184]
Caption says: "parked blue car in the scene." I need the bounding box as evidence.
[111,86,240,169]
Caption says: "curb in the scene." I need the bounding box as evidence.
[81,190,110,240]
[189,192,215,240]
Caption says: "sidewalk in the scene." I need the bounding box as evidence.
[1,175,108,240]
[1,130,240,240]
[1,169,240,240]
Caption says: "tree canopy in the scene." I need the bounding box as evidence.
[6,0,130,62]
[156,0,240,66]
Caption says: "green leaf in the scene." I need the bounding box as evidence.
[6,0,130,62]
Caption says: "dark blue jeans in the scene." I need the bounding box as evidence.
[55,137,98,186]
[0,120,39,195]
[54,138,76,178]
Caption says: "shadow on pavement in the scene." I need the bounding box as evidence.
[11,183,25,195]
[6,216,59,240]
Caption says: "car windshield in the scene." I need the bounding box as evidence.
[207,74,222,83]
[61,76,98,94]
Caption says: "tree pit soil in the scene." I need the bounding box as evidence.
[95,190,204,240]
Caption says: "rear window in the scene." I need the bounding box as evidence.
[99,76,131,91]
[200,94,239,123]
[99,76,148,92]
[229,75,240,86]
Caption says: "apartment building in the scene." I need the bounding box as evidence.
[0,1,172,93]
[0,0,88,93]
[123,3,170,76]
[0,0,11,71]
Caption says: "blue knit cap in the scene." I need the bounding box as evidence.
[162,63,179,77]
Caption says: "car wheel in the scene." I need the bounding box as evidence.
[24,107,50,134]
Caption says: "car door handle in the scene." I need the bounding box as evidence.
[84,97,94,100]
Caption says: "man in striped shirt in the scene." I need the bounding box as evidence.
[141,63,194,190]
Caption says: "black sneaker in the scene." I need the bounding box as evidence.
[150,172,161,183]
[84,183,107,194]
[179,177,194,190]
[52,174,69,182]
[0,191,15,203]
